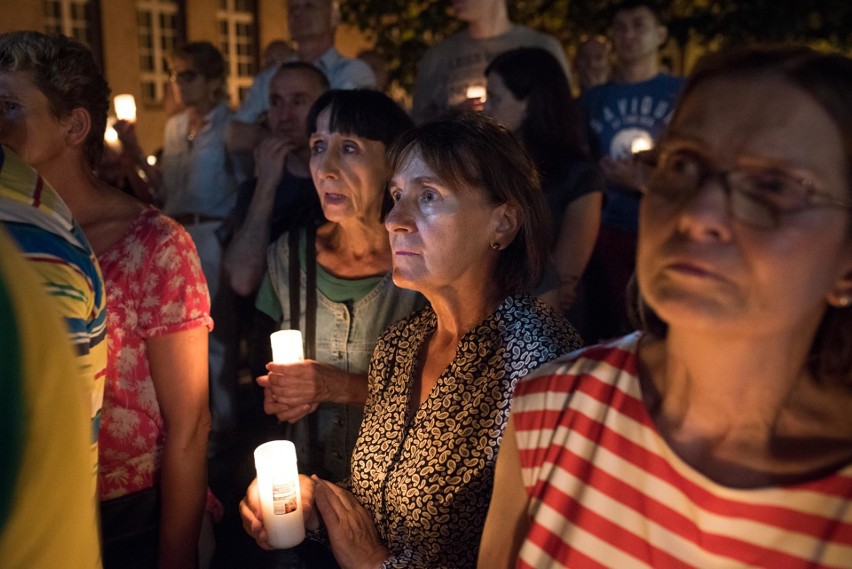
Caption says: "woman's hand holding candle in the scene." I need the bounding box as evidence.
[258,361,369,423]
[241,470,320,549]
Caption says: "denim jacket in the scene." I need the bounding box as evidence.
[265,232,424,481]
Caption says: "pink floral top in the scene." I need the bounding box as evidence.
[97,207,213,500]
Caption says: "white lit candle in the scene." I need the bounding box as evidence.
[114,94,137,122]
[254,440,305,549]
[630,134,653,154]
[104,117,121,151]
[270,330,304,364]
[466,85,486,101]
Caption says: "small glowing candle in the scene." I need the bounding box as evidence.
[254,440,305,549]
[104,118,121,150]
[114,94,137,122]
[630,135,653,154]
[270,330,304,364]
[466,85,486,101]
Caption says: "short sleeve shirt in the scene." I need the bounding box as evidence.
[97,207,212,499]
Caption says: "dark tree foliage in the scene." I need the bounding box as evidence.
[339,0,852,95]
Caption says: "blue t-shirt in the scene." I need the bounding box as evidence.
[581,73,684,232]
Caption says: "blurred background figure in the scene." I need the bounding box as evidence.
[356,48,390,93]
[262,39,295,70]
[580,0,684,343]
[0,228,101,569]
[411,0,571,123]
[0,32,213,569]
[157,42,238,463]
[480,45,852,569]
[96,121,160,203]
[573,34,612,93]
[227,0,375,183]
[485,47,603,335]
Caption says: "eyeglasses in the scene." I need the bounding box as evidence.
[640,149,852,229]
[169,69,201,84]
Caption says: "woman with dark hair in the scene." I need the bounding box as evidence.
[480,46,852,568]
[0,32,212,569]
[242,112,583,567]
[485,47,604,315]
[254,89,424,484]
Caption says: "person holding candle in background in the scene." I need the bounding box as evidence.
[0,32,213,569]
[410,0,572,123]
[479,46,852,568]
[580,0,684,342]
[484,47,604,326]
[97,98,161,203]
[99,94,163,202]
[242,112,584,567]
[573,34,612,94]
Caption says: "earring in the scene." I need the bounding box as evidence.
[838,296,851,308]
[491,243,501,251]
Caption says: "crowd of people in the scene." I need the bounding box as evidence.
[1,0,851,568]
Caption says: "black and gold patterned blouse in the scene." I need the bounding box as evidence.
[349,293,583,568]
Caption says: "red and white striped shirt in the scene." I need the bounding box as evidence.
[512,333,852,569]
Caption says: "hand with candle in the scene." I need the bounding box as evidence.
[257,360,365,423]
[240,474,321,550]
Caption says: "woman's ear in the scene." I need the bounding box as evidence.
[827,264,852,308]
[64,107,92,148]
[492,203,521,248]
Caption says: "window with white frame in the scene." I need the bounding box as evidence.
[217,0,257,105]
[44,0,93,45]
[137,0,180,104]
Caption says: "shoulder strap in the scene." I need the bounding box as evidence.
[288,229,300,331]
[304,223,317,360]
[286,226,318,360]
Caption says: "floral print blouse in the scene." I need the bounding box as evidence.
[349,293,583,567]
[97,207,212,499]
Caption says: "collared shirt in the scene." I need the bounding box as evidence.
[0,230,102,569]
[98,207,212,500]
[233,47,376,124]
[0,146,107,503]
[160,100,238,219]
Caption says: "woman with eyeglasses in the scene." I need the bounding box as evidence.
[479,46,852,568]
[158,42,239,457]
